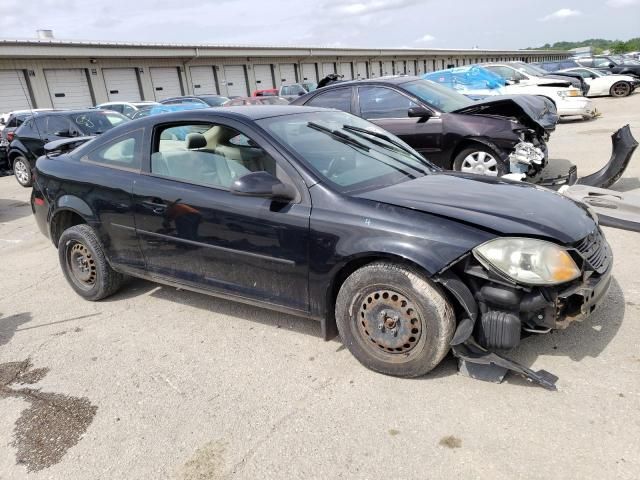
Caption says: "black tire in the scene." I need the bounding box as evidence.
[335,262,455,377]
[452,145,506,177]
[58,224,124,301]
[12,156,32,187]
[610,81,631,98]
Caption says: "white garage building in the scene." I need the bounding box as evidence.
[0,37,570,113]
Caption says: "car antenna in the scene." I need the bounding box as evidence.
[15,69,48,157]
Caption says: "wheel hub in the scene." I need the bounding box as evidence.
[461,151,498,176]
[358,290,422,354]
[69,243,96,285]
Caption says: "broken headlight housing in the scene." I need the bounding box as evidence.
[473,238,581,285]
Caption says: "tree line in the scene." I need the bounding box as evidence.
[527,38,640,54]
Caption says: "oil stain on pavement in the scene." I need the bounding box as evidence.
[0,359,97,472]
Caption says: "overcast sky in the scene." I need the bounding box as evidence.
[1,0,638,50]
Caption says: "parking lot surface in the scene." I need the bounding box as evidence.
[1,94,640,480]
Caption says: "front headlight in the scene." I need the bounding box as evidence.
[473,238,581,285]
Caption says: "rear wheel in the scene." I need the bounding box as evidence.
[335,262,455,377]
[58,224,124,301]
[610,81,631,97]
[452,145,505,177]
[13,156,32,187]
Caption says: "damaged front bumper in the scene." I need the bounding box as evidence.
[437,228,613,390]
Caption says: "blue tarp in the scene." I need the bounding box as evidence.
[423,66,506,92]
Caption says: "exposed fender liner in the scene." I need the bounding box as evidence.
[451,339,558,390]
[577,125,638,189]
[461,136,509,161]
[434,270,478,345]
[56,195,95,219]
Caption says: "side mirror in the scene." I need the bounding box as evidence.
[231,171,296,201]
[608,63,615,68]
[54,130,72,138]
[408,106,432,118]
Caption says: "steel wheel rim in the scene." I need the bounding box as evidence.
[357,288,423,356]
[612,83,630,97]
[66,241,96,290]
[460,151,498,176]
[14,160,29,184]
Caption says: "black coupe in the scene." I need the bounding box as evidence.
[31,106,611,388]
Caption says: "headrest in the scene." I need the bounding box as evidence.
[186,133,207,150]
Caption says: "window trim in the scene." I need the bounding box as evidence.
[79,128,144,173]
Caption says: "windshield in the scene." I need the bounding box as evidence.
[257,110,434,193]
[72,112,128,135]
[517,63,547,76]
[402,79,473,112]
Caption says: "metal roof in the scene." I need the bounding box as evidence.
[0,37,569,58]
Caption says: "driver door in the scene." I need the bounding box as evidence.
[355,86,443,161]
[132,117,311,313]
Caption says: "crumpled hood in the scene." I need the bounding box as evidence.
[452,95,559,134]
[357,173,595,244]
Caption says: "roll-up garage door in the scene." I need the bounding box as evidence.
[395,61,406,75]
[102,68,141,102]
[339,62,353,80]
[355,62,368,79]
[44,69,93,109]
[223,65,248,97]
[382,61,393,76]
[150,67,183,101]
[253,65,274,90]
[301,63,317,83]
[369,62,381,78]
[0,70,33,113]
[322,63,336,77]
[190,66,218,95]
[405,61,416,76]
[278,64,297,86]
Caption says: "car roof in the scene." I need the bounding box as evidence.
[134,105,329,123]
[322,75,420,88]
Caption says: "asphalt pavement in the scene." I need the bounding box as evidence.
[1,93,639,479]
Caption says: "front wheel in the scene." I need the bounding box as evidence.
[13,156,32,187]
[335,262,455,377]
[452,145,505,177]
[58,224,124,301]
[610,81,631,97]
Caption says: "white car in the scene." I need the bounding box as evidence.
[95,101,159,118]
[482,63,596,119]
[559,67,638,97]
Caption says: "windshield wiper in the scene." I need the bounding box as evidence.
[307,122,417,179]
[341,125,430,164]
[341,125,432,174]
[307,122,370,152]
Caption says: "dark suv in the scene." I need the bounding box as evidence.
[575,56,640,78]
[8,109,128,187]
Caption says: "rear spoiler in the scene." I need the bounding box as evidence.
[44,136,95,156]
